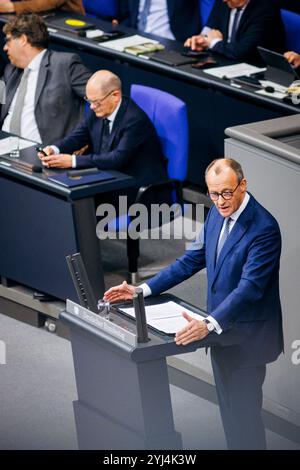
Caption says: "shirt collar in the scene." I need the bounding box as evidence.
[106,98,122,125]
[27,49,47,71]
[229,192,250,222]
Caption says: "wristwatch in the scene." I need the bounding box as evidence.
[203,318,215,332]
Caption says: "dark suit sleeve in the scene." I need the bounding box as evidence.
[68,54,92,99]
[74,114,156,170]
[210,10,274,61]
[54,114,92,155]
[211,222,281,331]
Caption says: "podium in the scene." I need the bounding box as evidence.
[60,297,204,450]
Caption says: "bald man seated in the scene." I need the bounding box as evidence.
[0,0,85,15]
[39,70,168,200]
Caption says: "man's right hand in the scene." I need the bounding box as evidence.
[37,146,54,159]
[104,281,136,303]
[184,35,209,51]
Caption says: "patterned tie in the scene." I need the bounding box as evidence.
[230,8,242,43]
[138,0,151,31]
[100,118,110,153]
[9,67,30,136]
[216,217,232,261]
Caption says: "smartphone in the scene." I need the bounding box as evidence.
[35,145,47,156]
[192,58,218,69]
[181,48,209,58]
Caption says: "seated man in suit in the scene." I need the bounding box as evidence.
[120,0,200,42]
[0,0,85,14]
[104,158,283,450]
[185,0,286,63]
[39,70,168,200]
[1,14,91,143]
[284,51,300,68]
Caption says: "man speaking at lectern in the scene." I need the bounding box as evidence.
[104,158,283,450]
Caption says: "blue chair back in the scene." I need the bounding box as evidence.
[130,85,188,182]
[281,9,300,52]
[83,0,118,19]
[199,0,215,26]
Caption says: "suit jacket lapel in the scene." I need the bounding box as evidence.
[207,214,224,277]
[34,50,50,108]
[212,196,255,284]
[1,68,22,119]
[107,98,128,148]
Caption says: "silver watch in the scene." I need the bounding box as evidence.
[204,318,214,332]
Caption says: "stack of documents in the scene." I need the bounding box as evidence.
[100,34,162,53]
[203,63,266,79]
[120,300,205,335]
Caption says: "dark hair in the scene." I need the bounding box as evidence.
[3,14,49,49]
[205,158,244,183]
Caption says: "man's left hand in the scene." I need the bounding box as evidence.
[40,154,72,169]
[175,312,209,345]
[0,1,15,13]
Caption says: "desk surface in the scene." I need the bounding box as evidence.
[0,131,134,200]
[12,11,299,115]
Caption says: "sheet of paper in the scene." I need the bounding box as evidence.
[0,137,36,156]
[100,34,158,51]
[120,300,205,334]
[203,63,266,79]
[259,80,287,93]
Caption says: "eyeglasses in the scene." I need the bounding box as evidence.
[208,181,241,201]
[84,90,115,106]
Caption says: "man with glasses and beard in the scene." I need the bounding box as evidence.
[104,158,283,450]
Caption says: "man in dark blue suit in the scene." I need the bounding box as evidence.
[185,0,286,63]
[104,158,283,449]
[39,70,167,198]
[120,0,200,42]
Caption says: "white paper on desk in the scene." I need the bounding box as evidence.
[203,63,266,79]
[120,300,205,334]
[0,137,36,156]
[255,89,285,99]
[100,34,158,51]
[259,80,287,94]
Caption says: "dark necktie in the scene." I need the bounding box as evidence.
[230,8,242,43]
[216,217,232,261]
[138,0,151,31]
[100,118,110,153]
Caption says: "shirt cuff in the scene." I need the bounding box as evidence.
[201,26,212,36]
[209,38,222,49]
[206,315,222,334]
[50,145,60,155]
[139,283,152,297]
[71,154,77,168]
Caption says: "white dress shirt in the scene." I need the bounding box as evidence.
[140,192,250,335]
[3,49,47,143]
[201,1,249,49]
[138,0,175,40]
[52,99,122,168]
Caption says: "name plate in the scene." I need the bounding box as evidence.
[66,299,136,347]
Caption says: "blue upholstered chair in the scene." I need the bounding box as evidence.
[199,0,215,26]
[281,9,300,53]
[107,85,189,282]
[83,0,118,19]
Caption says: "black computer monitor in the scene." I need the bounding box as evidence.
[258,46,299,87]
